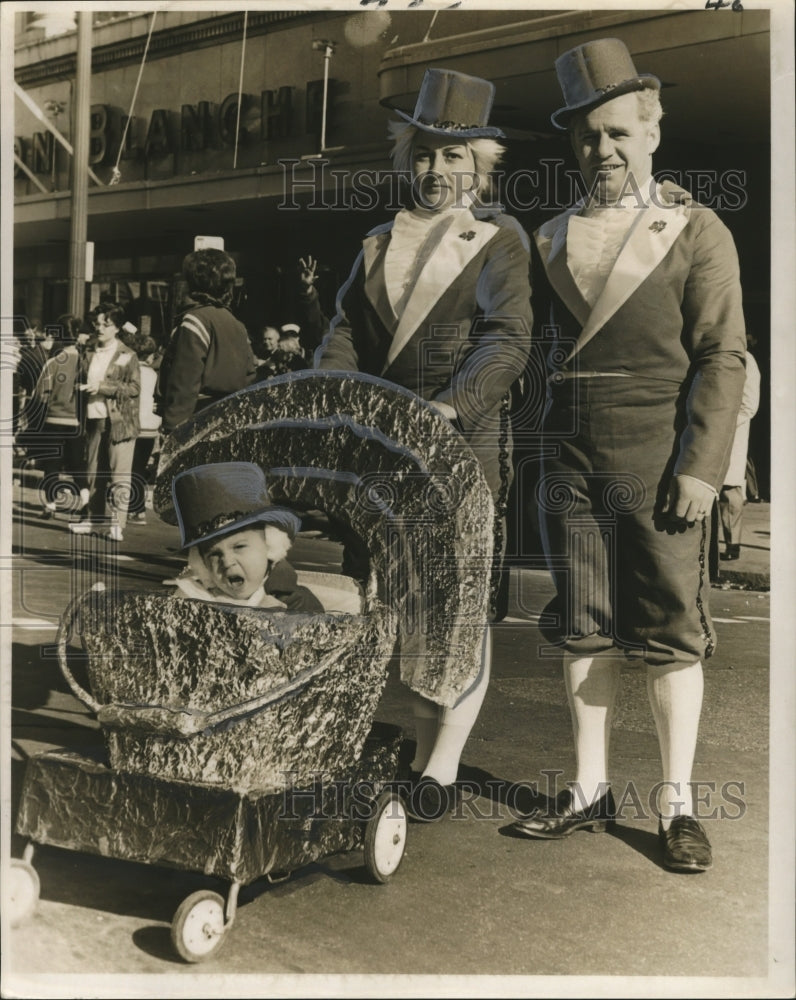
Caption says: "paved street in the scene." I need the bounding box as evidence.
[3,481,790,998]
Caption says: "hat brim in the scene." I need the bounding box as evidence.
[551,75,661,130]
[182,507,301,550]
[393,108,505,140]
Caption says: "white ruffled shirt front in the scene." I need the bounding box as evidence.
[384,206,465,313]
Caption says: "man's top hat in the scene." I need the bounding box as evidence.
[173,461,301,549]
[551,37,660,130]
[392,67,505,139]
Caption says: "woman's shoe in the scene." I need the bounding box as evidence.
[509,787,616,839]
[720,544,741,561]
[407,776,459,823]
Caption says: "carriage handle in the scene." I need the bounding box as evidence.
[56,582,385,738]
[55,584,104,714]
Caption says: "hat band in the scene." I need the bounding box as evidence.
[192,511,250,541]
[423,119,483,132]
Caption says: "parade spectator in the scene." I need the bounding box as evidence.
[279,324,306,362]
[315,68,532,822]
[30,315,91,519]
[156,249,257,433]
[69,303,140,543]
[294,255,329,355]
[256,326,306,379]
[257,325,281,360]
[125,333,162,525]
[508,38,746,873]
[14,324,54,440]
[719,347,761,560]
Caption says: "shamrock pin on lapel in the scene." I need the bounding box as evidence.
[649,220,667,234]
[459,230,476,241]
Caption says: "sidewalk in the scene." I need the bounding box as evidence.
[713,501,771,591]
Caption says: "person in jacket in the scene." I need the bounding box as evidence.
[69,303,140,543]
[122,333,163,525]
[718,347,761,560]
[157,249,257,433]
[315,68,533,822]
[31,315,90,519]
[508,38,747,872]
[167,461,323,613]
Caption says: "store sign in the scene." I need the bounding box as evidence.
[15,81,329,177]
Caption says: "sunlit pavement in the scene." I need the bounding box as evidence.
[5,480,785,997]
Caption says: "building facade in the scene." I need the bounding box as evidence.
[12,5,771,503]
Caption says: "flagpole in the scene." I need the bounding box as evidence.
[67,12,92,316]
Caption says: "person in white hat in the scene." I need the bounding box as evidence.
[315,67,532,822]
[509,38,747,872]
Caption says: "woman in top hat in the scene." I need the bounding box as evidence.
[315,68,533,821]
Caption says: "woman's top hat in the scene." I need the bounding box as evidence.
[392,67,505,139]
[551,37,660,130]
[173,461,301,549]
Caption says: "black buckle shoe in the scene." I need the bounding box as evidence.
[659,815,712,872]
[407,777,460,823]
[509,787,616,839]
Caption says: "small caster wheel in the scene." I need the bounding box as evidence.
[8,859,40,927]
[170,890,228,963]
[363,790,407,883]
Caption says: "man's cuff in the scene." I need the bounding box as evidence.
[676,473,718,499]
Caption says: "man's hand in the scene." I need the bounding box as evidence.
[661,474,715,524]
[299,256,318,290]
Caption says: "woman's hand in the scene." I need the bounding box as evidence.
[429,400,458,421]
[78,379,100,394]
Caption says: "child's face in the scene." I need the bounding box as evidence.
[201,527,272,600]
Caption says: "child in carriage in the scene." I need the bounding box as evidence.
[167,461,324,613]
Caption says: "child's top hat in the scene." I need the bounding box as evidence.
[392,67,505,139]
[173,462,301,549]
[551,37,660,130]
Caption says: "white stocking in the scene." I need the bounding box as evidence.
[421,629,492,786]
[646,660,704,826]
[564,653,623,806]
[409,691,439,773]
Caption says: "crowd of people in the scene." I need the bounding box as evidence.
[12,40,764,875]
[12,254,321,541]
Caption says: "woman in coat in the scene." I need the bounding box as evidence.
[32,314,90,519]
[69,303,140,543]
[315,68,532,821]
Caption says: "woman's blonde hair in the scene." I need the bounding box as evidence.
[388,120,505,199]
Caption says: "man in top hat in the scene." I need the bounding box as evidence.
[315,68,532,821]
[509,38,747,871]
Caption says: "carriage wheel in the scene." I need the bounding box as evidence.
[363,791,407,883]
[170,890,228,963]
[8,859,40,927]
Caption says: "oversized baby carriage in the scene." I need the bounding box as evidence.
[13,372,494,961]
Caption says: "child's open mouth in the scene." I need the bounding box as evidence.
[225,574,245,588]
